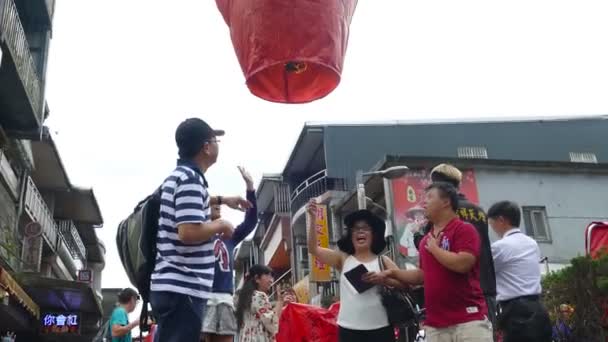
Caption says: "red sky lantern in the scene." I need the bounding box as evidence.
[216,0,358,104]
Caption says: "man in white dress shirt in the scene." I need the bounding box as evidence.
[487,201,552,342]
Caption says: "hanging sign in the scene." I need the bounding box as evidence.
[77,269,93,283]
[41,312,80,334]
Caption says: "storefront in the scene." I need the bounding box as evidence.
[0,267,39,340]
[19,273,103,342]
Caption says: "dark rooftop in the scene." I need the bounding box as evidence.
[283,116,608,189]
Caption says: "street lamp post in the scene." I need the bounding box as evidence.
[356,166,409,261]
[356,166,409,210]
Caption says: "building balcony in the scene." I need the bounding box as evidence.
[24,176,57,251]
[57,220,87,262]
[0,0,44,132]
[0,148,19,200]
[290,170,346,214]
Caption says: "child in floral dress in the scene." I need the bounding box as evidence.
[235,265,294,342]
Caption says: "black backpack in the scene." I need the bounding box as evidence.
[116,188,161,333]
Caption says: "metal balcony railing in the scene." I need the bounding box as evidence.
[0,0,43,123]
[290,170,346,214]
[273,182,291,214]
[24,177,58,251]
[57,220,86,262]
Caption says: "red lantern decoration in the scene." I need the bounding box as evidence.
[216,0,358,104]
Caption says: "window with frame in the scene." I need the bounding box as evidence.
[522,206,552,242]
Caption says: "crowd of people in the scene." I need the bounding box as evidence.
[305,164,555,342]
[108,118,293,342]
[108,118,558,342]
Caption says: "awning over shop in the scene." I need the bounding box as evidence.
[53,187,103,226]
[261,215,291,271]
[263,222,284,267]
[0,267,39,318]
[267,242,290,271]
[31,130,104,225]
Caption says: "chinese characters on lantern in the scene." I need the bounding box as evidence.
[41,313,79,334]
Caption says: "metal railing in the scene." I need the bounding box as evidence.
[57,220,86,262]
[290,170,346,213]
[0,0,43,123]
[273,182,291,214]
[24,177,58,251]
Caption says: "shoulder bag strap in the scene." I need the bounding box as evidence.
[378,255,385,272]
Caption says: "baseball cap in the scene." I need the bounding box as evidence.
[175,118,225,158]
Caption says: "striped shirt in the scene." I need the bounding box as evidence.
[150,162,214,299]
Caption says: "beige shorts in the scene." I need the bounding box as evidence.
[426,318,493,342]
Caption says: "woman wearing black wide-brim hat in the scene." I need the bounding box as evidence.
[306,199,404,342]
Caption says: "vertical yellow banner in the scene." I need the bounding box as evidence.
[311,204,331,282]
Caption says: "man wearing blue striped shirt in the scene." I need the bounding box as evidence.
[150,118,251,342]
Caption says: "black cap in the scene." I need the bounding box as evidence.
[118,288,140,304]
[175,118,225,159]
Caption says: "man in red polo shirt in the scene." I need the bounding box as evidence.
[383,182,492,341]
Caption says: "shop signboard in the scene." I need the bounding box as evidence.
[41,312,80,334]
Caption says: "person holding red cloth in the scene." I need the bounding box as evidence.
[381,182,493,341]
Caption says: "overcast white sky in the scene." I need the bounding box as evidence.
[44,0,608,289]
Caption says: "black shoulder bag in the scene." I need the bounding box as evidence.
[378,256,418,327]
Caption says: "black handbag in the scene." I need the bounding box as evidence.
[378,256,418,327]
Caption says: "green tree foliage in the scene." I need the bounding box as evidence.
[542,255,608,341]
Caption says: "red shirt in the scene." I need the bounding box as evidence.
[420,218,487,328]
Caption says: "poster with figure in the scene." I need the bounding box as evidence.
[390,169,480,269]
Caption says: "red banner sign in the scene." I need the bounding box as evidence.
[276,303,339,342]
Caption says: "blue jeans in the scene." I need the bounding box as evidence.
[150,291,207,342]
